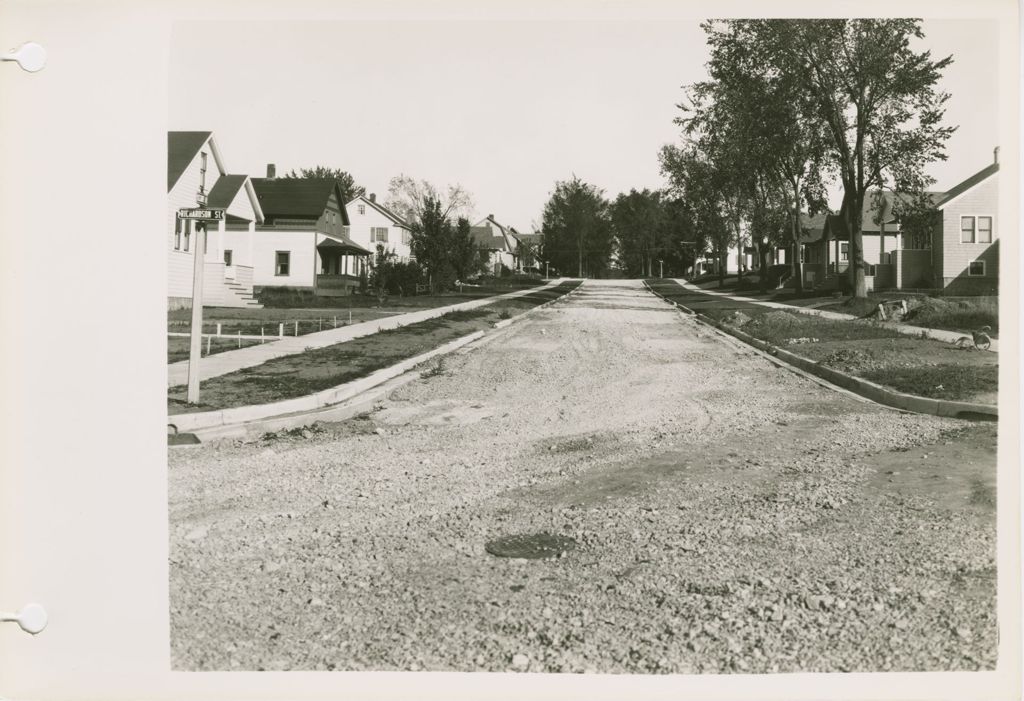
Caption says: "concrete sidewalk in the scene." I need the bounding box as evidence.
[168,279,568,387]
[673,280,999,352]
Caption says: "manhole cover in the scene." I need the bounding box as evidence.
[485,533,577,559]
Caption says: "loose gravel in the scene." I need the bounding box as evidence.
[168,279,997,673]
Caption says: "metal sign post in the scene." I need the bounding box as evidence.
[180,207,225,404]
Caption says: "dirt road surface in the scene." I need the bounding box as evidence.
[169,279,997,673]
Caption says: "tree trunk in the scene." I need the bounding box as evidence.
[843,190,868,298]
[792,186,804,293]
[758,243,768,293]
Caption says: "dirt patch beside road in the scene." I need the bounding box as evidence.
[169,279,997,673]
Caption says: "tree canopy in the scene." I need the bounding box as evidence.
[540,176,613,278]
[385,174,474,230]
[283,166,365,203]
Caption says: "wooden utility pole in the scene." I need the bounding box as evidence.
[186,222,207,404]
[180,207,225,405]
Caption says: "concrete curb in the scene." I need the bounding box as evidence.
[643,282,997,421]
[168,277,573,387]
[169,281,582,436]
[169,331,485,432]
[187,320,521,443]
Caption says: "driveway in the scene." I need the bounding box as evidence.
[169,279,996,673]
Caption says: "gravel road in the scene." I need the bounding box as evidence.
[169,279,997,673]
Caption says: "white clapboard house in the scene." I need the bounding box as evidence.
[167,131,264,309]
[345,193,414,263]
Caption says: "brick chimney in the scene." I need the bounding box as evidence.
[266,163,276,179]
[994,147,1000,164]
[369,193,376,202]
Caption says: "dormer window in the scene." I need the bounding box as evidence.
[199,152,208,194]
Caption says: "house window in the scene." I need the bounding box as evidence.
[401,229,411,245]
[372,227,389,243]
[978,216,993,243]
[183,220,191,252]
[174,217,181,250]
[224,250,233,266]
[968,260,986,277]
[275,251,290,276]
[199,152,207,194]
[840,242,849,261]
[961,216,976,243]
[341,225,350,236]
[358,204,365,215]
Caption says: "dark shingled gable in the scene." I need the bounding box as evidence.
[168,131,212,192]
[206,175,247,209]
[798,212,830,243]
[251,178,351,225]
[469,225,510,251]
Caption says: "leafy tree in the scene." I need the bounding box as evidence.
[759,19,955,297]
[660,144,733,287]
[368,244,397,304]
[540,176,613,278]
[611,189,664,278]
[385,174,474,229]
[687,20,831,292]
[283,166,364,203]
[451,217,486,282]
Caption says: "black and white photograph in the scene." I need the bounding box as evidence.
[0,1,1019,699]
[164,13,1006,675]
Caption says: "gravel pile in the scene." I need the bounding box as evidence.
[169,280,997,673]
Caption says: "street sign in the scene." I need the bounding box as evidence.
[178,208,225,221]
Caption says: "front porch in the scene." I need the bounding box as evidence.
[316,233,371,297]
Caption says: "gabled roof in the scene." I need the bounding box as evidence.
[935,162,999,209]
[207,174,265,224]
[798,212,830,244]
[207,175,246,208]
[349,195,410,229]
[469,226,508,251]
[513,231,543,246]
[472,215,517,252]
[167,131,227,192]
[317,232,371,255]
[251,178,351,225]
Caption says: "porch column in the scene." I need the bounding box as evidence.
[216,218,225,261]
[247,221,255,267]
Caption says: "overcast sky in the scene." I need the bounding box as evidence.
[170,18,999,230]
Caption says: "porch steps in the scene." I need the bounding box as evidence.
[225,280,263,308]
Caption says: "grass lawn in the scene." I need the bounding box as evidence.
[167,335,266,364]
[860,365,999,401]
[716,308,998,404]
[167,278,550,339]
[168,280,580,413]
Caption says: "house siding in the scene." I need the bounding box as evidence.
[939,175,998,293]
[346,197,413,261]
[168,135,220,303]
[252,230,318,289]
